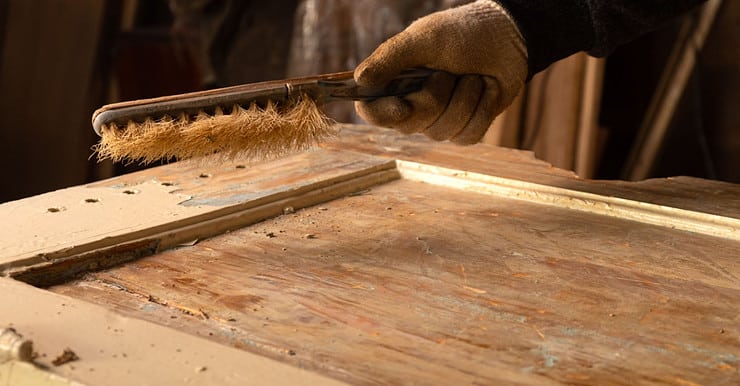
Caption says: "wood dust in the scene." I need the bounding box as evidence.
[52,348,79,366]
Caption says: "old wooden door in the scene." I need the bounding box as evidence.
[1,126,738,385]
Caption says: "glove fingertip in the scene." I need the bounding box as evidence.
[450,127,487,145]
[354,59,386,87]
[355,33,418,87]
[355,98,414,132]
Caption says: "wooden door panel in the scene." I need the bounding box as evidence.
[1,126,738,385]
[50,178,740,385]
[1,150,397,283]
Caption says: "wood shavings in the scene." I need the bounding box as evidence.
[52,348,79,366]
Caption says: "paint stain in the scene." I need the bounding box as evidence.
[533,345,558,369]
[217,294,265,310]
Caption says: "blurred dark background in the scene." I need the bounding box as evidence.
[0,0,738,203]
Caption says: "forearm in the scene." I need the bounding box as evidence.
[495,0,708,76]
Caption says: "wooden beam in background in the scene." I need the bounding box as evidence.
[575,57,606,179]
[622,0,722,180]
[0,0,106,202]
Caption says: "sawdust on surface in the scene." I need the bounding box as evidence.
[94,95,337,164]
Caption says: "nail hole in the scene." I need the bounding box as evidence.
[199,173,211,178]
[235,165,246,169]
[161,182,175,186]
[84,198,100,203]
[47,207,62,213]
[122,189,139,195]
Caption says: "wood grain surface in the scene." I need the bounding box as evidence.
[2,125,737,385]
[324,126,740,219]
[0,149,396,276]
[1,277,344,386]
[51,178,740,385]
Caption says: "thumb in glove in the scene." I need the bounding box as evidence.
[354,0,527,144]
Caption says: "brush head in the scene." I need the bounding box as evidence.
[93,95,336,164]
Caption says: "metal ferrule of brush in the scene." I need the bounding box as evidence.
[91,69,433,136]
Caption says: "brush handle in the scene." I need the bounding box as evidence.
[311,68,433,101]
[92,69,434,136]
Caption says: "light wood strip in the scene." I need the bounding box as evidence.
[396,160,740,241]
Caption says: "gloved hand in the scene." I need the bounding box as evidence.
[354,0,527,144]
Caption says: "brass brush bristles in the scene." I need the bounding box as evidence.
[94,95,336,164]
[91,69,432,164]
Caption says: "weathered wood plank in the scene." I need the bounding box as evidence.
[51,179,740,385]
[8,126,733,277]
[1,278,344,386]
[3,125,738,385]
[325,125,740,218]
[0,149,397,275]
[395,161,740,241]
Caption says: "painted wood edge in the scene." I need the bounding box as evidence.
[0,152,395,266]
[0,361,83,386]
[396,160,740,241]
[333,125,740,216]
[0,158,396,271]
[0,278,347,386]
[5,168,401,285]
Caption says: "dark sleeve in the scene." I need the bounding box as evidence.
[494,0,708,77]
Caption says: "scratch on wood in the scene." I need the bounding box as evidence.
[462,286,487,294]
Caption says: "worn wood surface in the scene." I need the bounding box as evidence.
[0,277,344,386]
[2,125,738,385]
[0,150,396,275]
[50,177,740,385]
[325,126,740,219]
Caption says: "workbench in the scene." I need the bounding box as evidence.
[1,125,738,385]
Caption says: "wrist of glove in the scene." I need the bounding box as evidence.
[354,0,528,144]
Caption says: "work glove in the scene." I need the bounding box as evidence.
[354,0,527,144]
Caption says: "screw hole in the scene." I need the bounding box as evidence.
[122,189,139,195]
[47,207,62,213]
[161,182,175,186]
[235,165,246,169]
[84,198,100,203]
[199,173,211,178]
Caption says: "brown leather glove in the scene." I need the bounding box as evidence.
[354,0,527,144]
